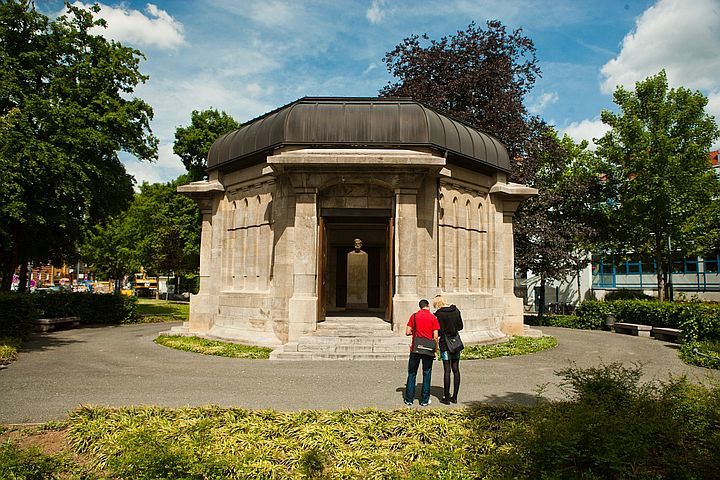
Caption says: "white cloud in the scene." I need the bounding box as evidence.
[706,90,720,149]
[529,91,559,114]
[71,2,185,50]
[366,0,386,24]
[562,118,611,150]
[122,143,186,187]
[601,0,720,94]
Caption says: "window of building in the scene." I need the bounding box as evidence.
[705,253,720,273]
[626,261,642,274]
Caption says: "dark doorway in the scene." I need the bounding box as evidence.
[319,208,393,320]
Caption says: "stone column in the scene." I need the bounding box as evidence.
[489,181,538,336]
[392,188,419,333]
[287,187,319,341]
[176,179,225,334]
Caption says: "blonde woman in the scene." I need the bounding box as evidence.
[433,295,463,404]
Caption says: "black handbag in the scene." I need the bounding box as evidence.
[411,314,436,356]
[445,333,464,354]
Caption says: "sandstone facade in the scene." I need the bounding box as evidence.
[178,98,536,346]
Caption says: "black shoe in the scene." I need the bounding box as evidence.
[440,397,451,405]
[450,396,458,404]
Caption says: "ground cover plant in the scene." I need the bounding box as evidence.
[0,337,21,366]
[155,334,273,359]
[461,335,557,360]
[136,299,189,323]
[3,363,718,478]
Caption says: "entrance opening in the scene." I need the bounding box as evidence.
[318,208,393,322]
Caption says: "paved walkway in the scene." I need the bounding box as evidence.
[1,323,718,423]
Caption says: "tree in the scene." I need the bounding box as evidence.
[82,175,201,292]
[381,20,541,163]
[595,70,720,301]
[514,127,603,312]
[174,109,240,181]
[0,1,157,291]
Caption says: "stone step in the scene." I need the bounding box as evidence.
[270,351,405,361]
[299,336,408,345]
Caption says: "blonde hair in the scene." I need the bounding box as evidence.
[432,295,448,310]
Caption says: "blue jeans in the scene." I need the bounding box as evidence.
[405,352,434,403]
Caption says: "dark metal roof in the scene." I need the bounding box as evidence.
[207,97,511,172]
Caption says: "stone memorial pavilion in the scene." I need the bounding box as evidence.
[176,97,536,358]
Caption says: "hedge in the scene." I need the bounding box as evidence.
[576,300,720,341]
[0,293,138,339]
[0,293,37,340]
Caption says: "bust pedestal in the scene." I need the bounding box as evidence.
[346,250,368,310]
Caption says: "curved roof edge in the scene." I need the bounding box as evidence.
[207,97,511,173]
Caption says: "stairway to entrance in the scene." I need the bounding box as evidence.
[270,315,410,360]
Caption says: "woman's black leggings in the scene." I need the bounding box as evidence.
[442,359,460,398]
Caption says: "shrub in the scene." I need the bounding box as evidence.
[575,299,720,338]
[0,337,21,365]
[604,289,653,301]
[0,293,37,339]
[569,301,611,329]
[501,363,720,479]
[525,314,585,328]
[0,441,65,480]
[33,292,138,325]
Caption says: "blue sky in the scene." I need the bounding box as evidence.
[39,0,720,185]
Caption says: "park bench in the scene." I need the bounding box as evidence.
[652,327,682,343]
[35,317,81,333]
[613,322,652,337]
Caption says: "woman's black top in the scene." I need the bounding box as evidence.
[435,305,463,352]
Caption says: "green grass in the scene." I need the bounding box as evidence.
[136,299,189,323]
[0,337,21,365]
[462,335,557,360]
[680,339,720,369]
[155,335,273,359]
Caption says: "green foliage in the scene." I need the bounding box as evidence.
[0,1,157,289]
[595,70,720,300]
[82,177,201,282]
[576,299,720,338]
[32,292,138,325]
[155,335,272,359]
[461,335,557,360]
[604,289,653,301]
[64,367,720,479]
[0,292,37,338]
[514,131,603,286]
[502,363,720,479]
[381,20,540,160]
[0,336,20,364]
[174,109,241,181]
[524,314,585,328]
[0,441,67,480]
[680,340,720,370]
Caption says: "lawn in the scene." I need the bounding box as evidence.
[136,299,189,322]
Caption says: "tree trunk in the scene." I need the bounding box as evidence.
[576,268,582,304]
[0,261,14,291]
[17,257,28,293]
[655,237,666,301]
[538,277,546,317]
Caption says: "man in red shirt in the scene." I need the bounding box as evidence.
[403,299,440,406]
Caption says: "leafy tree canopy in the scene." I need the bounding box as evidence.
[0,0,157,290]
[82,175,201,283]
[514,127,604,304]
[381,20,541,164]
[174,108,240,181]
[595,70,720,300]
